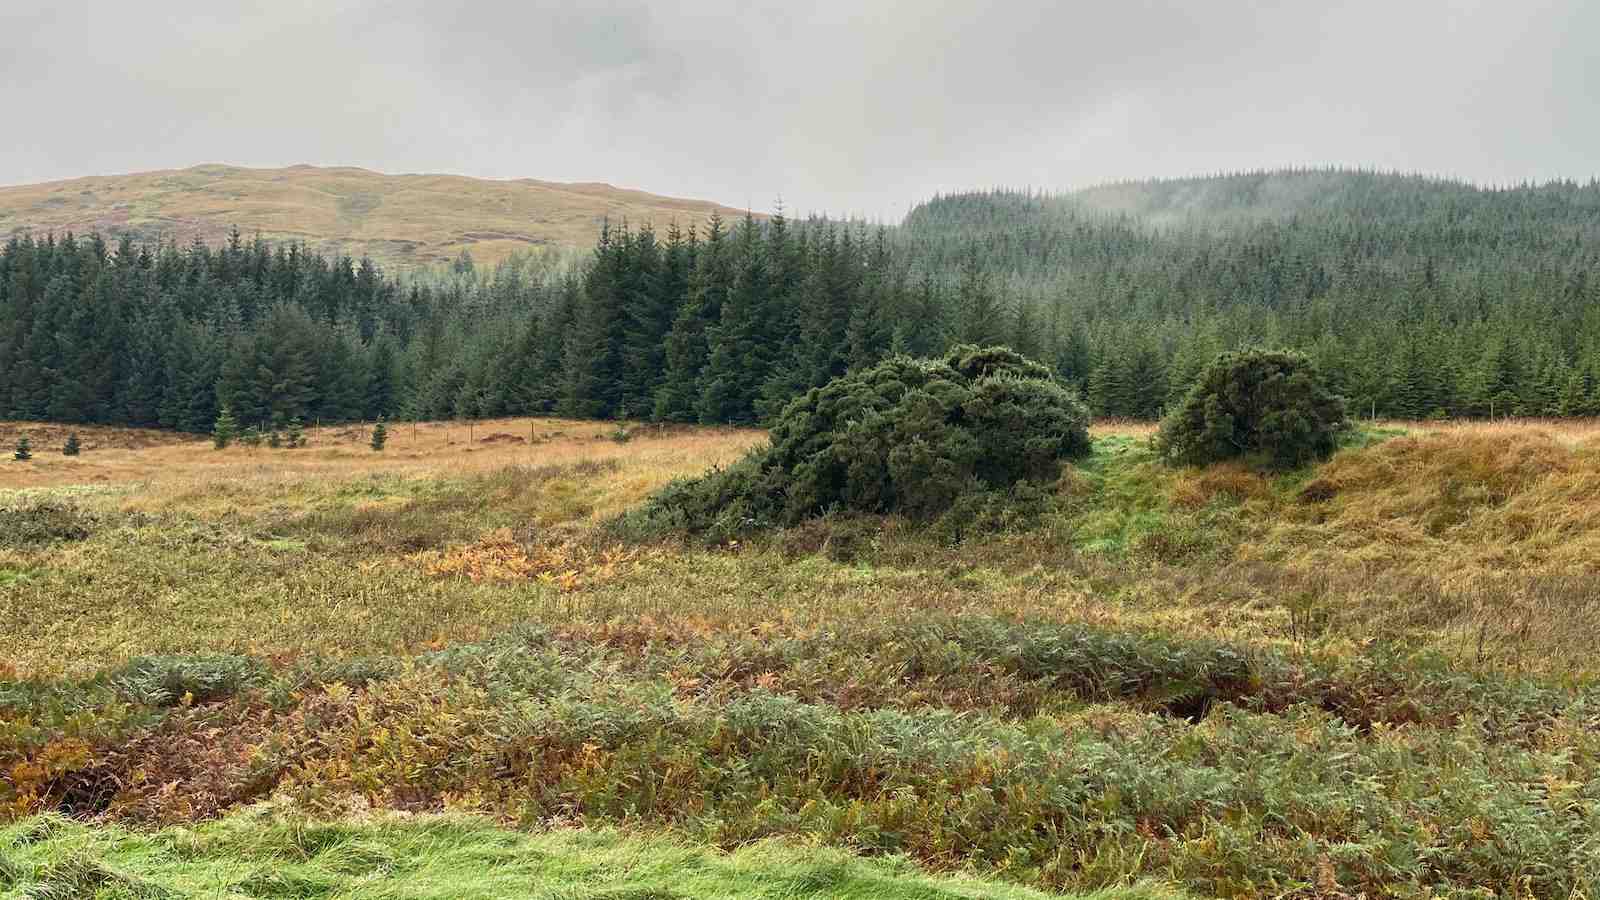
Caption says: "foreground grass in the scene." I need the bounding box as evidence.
[5,417,1600,897]
[2,810,1174,899]
[4,622,1597,895]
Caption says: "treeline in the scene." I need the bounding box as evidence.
[3,169,1600,431]
[0,229,569,432]
[0,216,936,431]
[905,171,1600,419]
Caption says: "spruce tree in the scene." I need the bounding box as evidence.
[698,215,771,424]
[212,407,238,450]
[560,222,629,419]
[13,435,32,461]
[955,248,1006,346]
[655,215,729,422]
[287,416,305,449]
[62,432,80,456]
[370,417,387,452]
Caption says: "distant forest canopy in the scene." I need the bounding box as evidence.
[3,167,1600,432]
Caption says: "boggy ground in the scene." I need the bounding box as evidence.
[2,417,1599,898]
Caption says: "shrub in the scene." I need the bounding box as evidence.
[628,347,1090,539]
[12,437,31,461]
[1154,349,1347,468]
[0,500,93,546]
[110,655,266,707]
[61,434,80,456]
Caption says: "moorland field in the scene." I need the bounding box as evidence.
[2,417,1598,897]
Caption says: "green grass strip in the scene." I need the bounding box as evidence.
[0,810,1185,900]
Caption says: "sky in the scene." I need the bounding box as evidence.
[3,0,1597,221]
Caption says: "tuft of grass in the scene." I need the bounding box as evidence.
[109,655,266,707]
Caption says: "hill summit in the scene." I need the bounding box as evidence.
[0,164,752,269]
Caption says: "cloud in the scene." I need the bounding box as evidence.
[2,0,1596,217]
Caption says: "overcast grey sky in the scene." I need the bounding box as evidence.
[3,0,1596,219]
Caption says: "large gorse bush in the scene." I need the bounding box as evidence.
[632,346,1091,539]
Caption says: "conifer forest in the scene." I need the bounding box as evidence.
[6,169,1600,432]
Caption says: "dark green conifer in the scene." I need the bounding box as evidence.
[212,408,238,450]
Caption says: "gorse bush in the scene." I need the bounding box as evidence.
[630,347,1091,539]
[0,500,93,547]
[1155,349,1348,469]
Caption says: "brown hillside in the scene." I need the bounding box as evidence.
[0,164,753,269]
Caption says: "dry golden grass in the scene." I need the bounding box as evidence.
[0,418,765,677]
[0,418,763,511]
[0,164,755,269]
[4,416,1599,681]
[1088,418,1157,439]
[1372,416,1600,446]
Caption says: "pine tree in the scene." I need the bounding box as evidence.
[560,222,629,419]
[13,435,32,461]
[370,417,388,451]
[698,215,770,425]
[655,215,729,422]
[955,248,1006,346]
[212,407,238,450]
[618,223,676,415]
[287,416,305,449]
[62,432,80,456]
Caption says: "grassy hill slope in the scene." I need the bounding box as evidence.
[0,164,752,269]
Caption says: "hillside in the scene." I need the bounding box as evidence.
[0,164,752,269]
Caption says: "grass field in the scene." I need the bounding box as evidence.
[3,417,1599,897]
[0,164,753,269]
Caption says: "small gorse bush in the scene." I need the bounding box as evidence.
[1155,349,1348,469]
